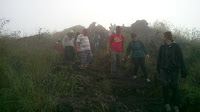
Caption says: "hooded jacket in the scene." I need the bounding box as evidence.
[126,40,149,58]
[157,42,187,77]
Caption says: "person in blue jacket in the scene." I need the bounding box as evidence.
[126,33,151,83]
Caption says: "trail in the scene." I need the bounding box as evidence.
[53,62,164,112]
[82,64,164,112]
[109,76,163,112]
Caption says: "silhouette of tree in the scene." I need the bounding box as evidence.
[131,19,151,35]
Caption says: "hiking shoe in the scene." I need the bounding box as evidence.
[146,78,151,83]
[132,75,137,80]
[165,104,172,112]
[174,106,179,112]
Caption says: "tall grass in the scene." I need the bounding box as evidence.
[0,36,71,111]
[0,21,200,111]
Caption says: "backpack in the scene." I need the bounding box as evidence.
[131,40,144,50]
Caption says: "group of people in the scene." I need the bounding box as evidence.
[56,29,93,68]
[106,26,151,82]
[56,26,187,112]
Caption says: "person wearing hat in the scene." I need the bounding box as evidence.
[62,30,76,63]
[157,31,187,112]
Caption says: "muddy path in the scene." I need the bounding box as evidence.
[53,62,165,112]
[109,76,164,112]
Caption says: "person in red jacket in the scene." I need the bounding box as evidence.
[56,40,62,54]
[107,26,125,78]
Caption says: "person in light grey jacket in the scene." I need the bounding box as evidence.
[62,30,76,62]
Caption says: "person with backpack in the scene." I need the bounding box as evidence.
[62,30,76,63]
[93,31,101,53]
[126,33,151,83]
[157,31,187,112]
[107,26,125,77]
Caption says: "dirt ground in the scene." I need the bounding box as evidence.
[110,76,164,112]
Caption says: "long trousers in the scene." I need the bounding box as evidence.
[132,57,148,78]
[64,46,76,62]
[160,69,179,106]
[111,51,123,76]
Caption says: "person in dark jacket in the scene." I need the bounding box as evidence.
[157,31,187,112]
[126,33,151,83]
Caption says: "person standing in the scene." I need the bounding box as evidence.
[108,27,113,37]
[93,31,101,53]
[76,29,93,68]
[75,32,80,43]
[157,31,187,112]
[126,33,151,83]
[107,26,125,77]
[75,32,81,62]
[62,30,76,63]
[56,39,62,55]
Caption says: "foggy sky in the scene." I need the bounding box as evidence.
[0,0,200,36]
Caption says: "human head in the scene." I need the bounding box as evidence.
[162,31,173,43]
[76,32,80,37]
[116,26,121,34]
[69,30,74,37]
[69,30,74,33]
[57,39,61,43]
[67,32,69,36]
[131,33,137,41]
[83,29,88,36]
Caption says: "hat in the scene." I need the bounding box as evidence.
[69,30,74,33]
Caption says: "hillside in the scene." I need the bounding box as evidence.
[0,20,200,112]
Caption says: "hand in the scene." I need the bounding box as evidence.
[146,54,150,59]
[107,51,110,56]
[127,56,131,60]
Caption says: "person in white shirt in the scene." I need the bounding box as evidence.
[76,29,93,68]
[62,30,76,62]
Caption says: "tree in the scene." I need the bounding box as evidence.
[131,19,151,35]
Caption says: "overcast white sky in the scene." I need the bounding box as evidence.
[0,0,200,36]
